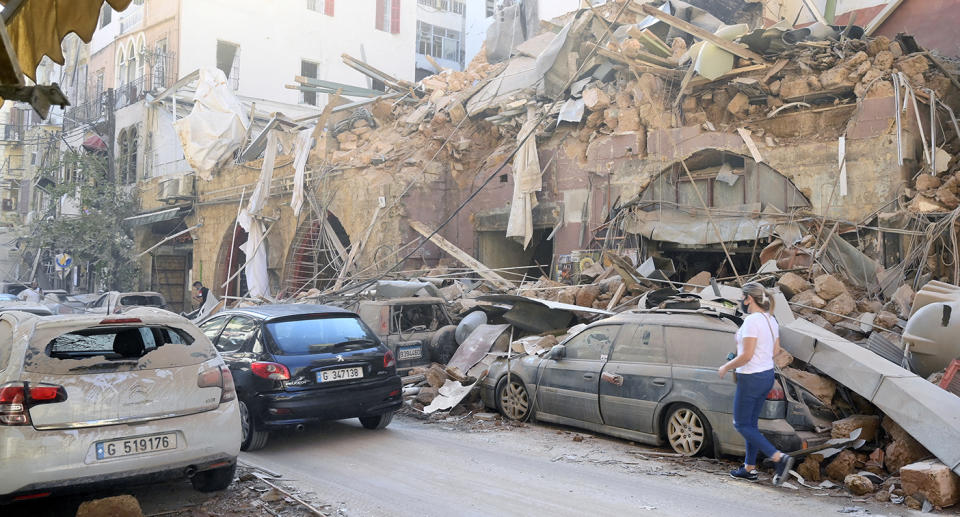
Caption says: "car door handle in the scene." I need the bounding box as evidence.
[652,378,668,386]
[583,374,594,380]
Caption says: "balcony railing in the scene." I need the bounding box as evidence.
[63,92,109,131]
[114,76,146,110]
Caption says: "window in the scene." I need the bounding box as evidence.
[307,0,318,10]
[152,39,168,90]
[95,69,104,98]
[199,315,230,342]
[216,316,259,353]
[416,21,463,65]
[419,0,463,13]
[664,326,736,368]
[486,0,496,17]
[300,60,319,106]
[611,324,667,363]
[265,316,378,356]
[375,0,400,34]
[325,0,335,16]
[100,3,112,27]
[216,40,240,90]
[563,325,620,361]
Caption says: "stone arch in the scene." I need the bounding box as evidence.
[214,222,249,299]
[279,211,351,297]
[629,149,811,281]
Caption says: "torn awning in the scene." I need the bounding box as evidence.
[123,207,181,227]
[2,0,133,83]
[622,207,778,245]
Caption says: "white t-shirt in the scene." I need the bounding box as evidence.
[735,312,779,374]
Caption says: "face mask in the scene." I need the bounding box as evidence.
[739,298,749,312]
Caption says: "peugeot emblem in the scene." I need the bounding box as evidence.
[336,355,344,362]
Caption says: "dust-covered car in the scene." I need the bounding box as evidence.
[85,291,168,314]
[354,297,459,372]
[0,308,241,503]
[481,308,821,457]
[0,302,54,317]
[42,290,86,315]
[199,304,402,451]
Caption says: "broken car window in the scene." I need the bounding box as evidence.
[664,326,735,368]
[216,316,258,353]
[611,324,666,363]
[265,316,378,355]
[119,295,165,307]
[563,324,620,360]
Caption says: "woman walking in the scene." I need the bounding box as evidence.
[718,282,794,485]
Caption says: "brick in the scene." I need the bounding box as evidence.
[900,459,960,507]
[831,414,880,442]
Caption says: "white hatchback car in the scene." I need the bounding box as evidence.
[0,308,241,503]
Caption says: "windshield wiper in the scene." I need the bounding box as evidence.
[307,338,375,353]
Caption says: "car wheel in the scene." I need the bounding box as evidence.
[239,400,269,451]
[496,376,532,421]
[664,404,713,457]
[359,411,394,430]
[191,463,237,492]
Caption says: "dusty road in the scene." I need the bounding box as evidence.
[241,413,906,517]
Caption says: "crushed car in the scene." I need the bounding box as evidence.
[85,291,168,314]
[353,297,459,372]
[0,308,241,503]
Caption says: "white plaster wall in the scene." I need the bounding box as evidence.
[178,0,417,107]
[464,0,582,66]
[761,0,887,25]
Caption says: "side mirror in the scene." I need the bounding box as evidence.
[547,344,566,361]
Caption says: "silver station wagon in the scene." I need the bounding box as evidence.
[481,308,813,457]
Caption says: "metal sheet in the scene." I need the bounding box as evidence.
[503,302,573,333]
[447,323,510,374]
[477,294,613,315]
[622,208,777,246]
[122,207,181,227]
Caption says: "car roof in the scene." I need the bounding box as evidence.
[215,303,354,320]
[603,308,739,331]
[362,297,445,305]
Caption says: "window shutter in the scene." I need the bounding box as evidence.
[324,0,334,16]
[390,0,401,34]
[375,0,385,30]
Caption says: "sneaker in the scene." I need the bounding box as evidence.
[773,454,795,486]
[729,466,759,481]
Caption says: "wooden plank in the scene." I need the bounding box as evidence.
[409,221,514,291]
[332,204,382,291]
[737,127,764,164]
[606,282,627,311]
[762,58,789,83]
[799,0,828,25]
[588,44,682,79]
[630,2,765,63]
[864,0,905,36]
[626,27,672,58]
[686,64,767,88]
[424,54,446,73]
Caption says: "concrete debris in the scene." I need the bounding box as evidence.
[832,415,881,442]
[75,495,143,517]
[844,473,876,496]
[900,459,960,507]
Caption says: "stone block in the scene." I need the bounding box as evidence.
[900,459,960,507]
[831,414,880,441]
[583,87,611,111]
[885,438,931,474]
[916,174,941,191]
[781,367,836,405]
[797,454,823,482]
[778,75,811,99]
[416,386,439,405]
[727,92,750,116]
[896,54,929,77]
[890,284,915,318]
[76,496,143,517]
[826,450,859,482]
[845,474,876,495]
[867,36,891,57]
[792,289,827,309]
[824,292,856,323]
[576,285,601,308]
[814,274,847,300]
[777,272,812,299]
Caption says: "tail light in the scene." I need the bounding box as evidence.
[197,365,237,404]
[251,362,290,381]
[767,387,786,400]
[383,350,396,369]
[0,382,68,426]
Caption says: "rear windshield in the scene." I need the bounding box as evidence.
[120,295,164,306]
[265,316,378,355]
[24,325,209,374]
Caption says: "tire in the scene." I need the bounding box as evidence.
[429,325,459,364]
[239,400,269,451]
[495,376,532,422]
[359,410,394,430]
[663,404,713,457]
[191,463,236,492]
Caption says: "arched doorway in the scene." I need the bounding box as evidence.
[628,149,811,280]
[215,224,249,299]
[280,212,350,297]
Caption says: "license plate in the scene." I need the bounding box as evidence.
[397,346,422,360]
[96,433,177,460]
[318,367,364,382]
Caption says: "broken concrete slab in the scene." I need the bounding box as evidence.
[900,459,960,507]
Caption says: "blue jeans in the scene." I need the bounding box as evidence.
[733,369,778,466]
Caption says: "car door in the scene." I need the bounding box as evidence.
[599,323,672,433]
[198,315,230,345]
[537,324,620,424]
[664,325,737,414]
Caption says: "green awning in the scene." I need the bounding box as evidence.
[123,207,180,227]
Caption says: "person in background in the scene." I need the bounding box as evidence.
[718,282,795,485]
[17,281,42,302]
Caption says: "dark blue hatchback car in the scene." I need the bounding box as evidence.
[199,304,402,450]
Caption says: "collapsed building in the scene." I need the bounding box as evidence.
[122,0,960,507]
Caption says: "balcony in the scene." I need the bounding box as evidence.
[63,92,109,131]
[114,76,146,110]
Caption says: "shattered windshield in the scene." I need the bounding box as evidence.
[265,316,378,355]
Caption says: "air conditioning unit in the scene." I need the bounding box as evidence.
[157,174,196,203]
